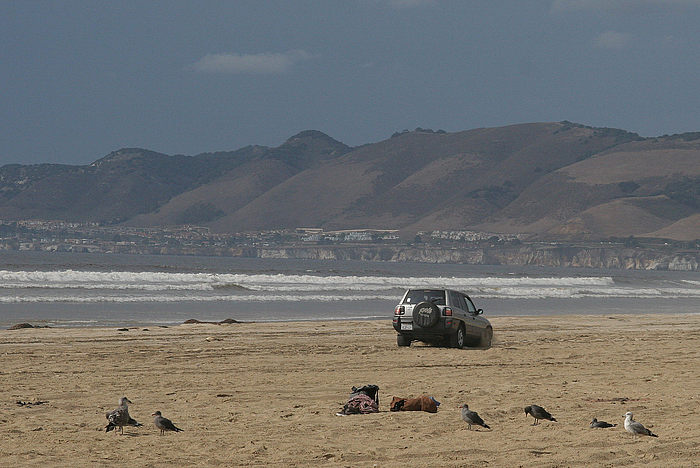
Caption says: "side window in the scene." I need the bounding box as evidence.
[459,295,468,311]
[450,291,466,311]
[448,291,457,308]
[463,295,476,313]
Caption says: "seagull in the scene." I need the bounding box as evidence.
[152,411,183,435]
[460,404,490,430]
[624,412,657,437]
[105,397,143,434]
[524,405,557,425]
[590,417,617,428]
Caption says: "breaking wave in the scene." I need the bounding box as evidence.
[0,269,615,291]
[0,294,398,303]
[0,268,698,303]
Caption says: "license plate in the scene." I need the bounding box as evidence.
[401,323,413,331]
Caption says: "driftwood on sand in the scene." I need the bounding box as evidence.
[182,318,241,325]
[7,323,50,330]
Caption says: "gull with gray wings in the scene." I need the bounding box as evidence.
[590,417,616,428]
[524,405,557,425]
[624,412,657,437]
[105,397,143,434]
[460,404,490,430]
[152,411,183,435]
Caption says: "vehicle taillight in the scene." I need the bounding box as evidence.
[444,307,452,316]
[395,306,405,315]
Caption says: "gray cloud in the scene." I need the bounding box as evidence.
[552,0,700,12]
[192,50,313,74]
[594,31,634,49]
[387,0,436,8]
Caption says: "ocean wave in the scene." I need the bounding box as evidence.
[0,269,617,291]
[1,269,698,302]
[2,286,699,303]
[0,294,399,303]
[0,282,252,291]
[471,286,700,299]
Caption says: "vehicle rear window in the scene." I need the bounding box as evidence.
[403,289,446,305]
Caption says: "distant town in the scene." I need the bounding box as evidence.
[0,219,698,271]
[0,219,526,256]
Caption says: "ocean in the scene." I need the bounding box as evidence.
[0,250,698,327]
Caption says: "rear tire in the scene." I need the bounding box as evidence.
[480,327,493,348]
[449,325,465,349]
[412,301,440,328]
[397,334,411,347]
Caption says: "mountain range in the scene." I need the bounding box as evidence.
[1,122,698,241]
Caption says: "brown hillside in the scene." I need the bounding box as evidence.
[548,196,692,237]
[1,122,697,241]
[130,130,351,229]
[479,136,700,238]
[642,214,700,241]
[0,147,262,222]
[211,123,642,233]
[128,158,298,227]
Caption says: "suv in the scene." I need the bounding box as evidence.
[392,288,492,348]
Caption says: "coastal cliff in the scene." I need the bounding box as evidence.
[254,245,699,271]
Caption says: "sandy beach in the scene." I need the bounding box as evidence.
[1,314,699,467]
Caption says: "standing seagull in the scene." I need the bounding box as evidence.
[460,404,490,430]
[524,405,557,425]
[590,417,617,428]
[624,412,657,437]
[152,411,183,435]
[105,397,143,434]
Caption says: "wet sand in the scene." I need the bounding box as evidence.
[1,314,699,467]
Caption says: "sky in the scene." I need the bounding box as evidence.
[2,0,700,165]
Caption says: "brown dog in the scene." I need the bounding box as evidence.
[390,395,438,413]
